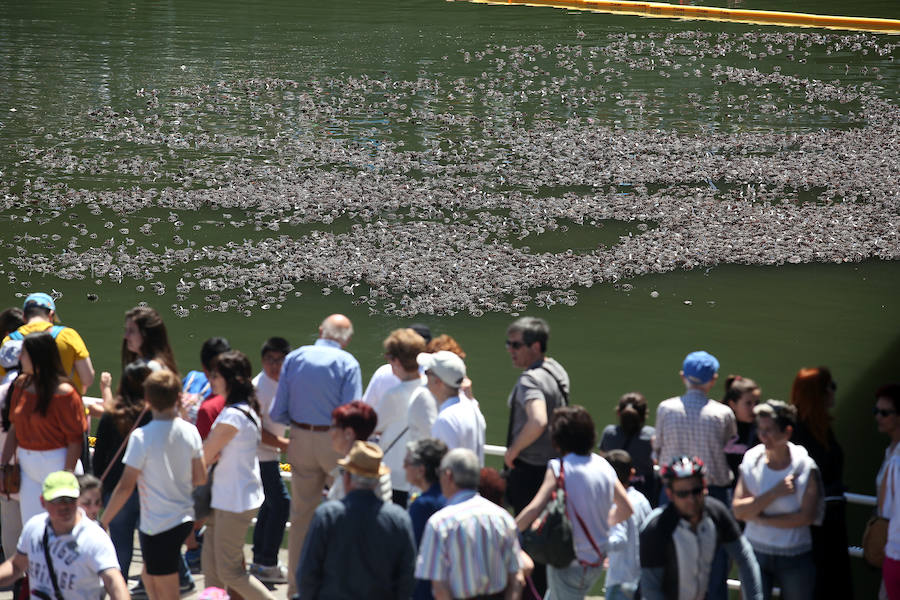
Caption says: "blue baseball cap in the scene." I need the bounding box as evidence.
[682,351,719,385]
[23,292,55,312]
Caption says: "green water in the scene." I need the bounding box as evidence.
[1,0,899,593]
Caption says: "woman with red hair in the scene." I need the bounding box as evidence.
[789,367,853,599]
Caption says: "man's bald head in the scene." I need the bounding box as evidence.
[319,314,354,347]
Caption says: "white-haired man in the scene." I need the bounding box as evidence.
[270,313,363,595]
[416,448,523,600]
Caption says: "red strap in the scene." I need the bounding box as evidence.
[558,459,605,567]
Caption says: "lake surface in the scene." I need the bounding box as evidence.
[1,3,898,591]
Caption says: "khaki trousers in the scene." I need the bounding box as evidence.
[286,428,343,596]
[202,507,274,600]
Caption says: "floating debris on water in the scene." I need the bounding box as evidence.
[0,32,898,317]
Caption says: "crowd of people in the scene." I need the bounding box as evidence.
[0,292,895,600]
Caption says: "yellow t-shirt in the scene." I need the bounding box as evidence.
[1,321,90,391]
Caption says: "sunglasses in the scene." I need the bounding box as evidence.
[672,486,705,499]
[874,408,897,418]
[505,340,526,349]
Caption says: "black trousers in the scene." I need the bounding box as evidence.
[505,459,549,600]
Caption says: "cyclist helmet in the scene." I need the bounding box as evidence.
[660,455,706,484]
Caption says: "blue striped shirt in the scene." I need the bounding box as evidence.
[415,490,521,598]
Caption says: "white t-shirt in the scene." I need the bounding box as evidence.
[408,384,438,443]
[362,363,400,406]
[18,510,120,600]
[549,453,617,565]
[739,442,819,555]
[253,372,285,463]
[375,378,423,492]
[210,404,264,513]
[123,417,203,534]
[431,396,486,466]
[884,455,900,560]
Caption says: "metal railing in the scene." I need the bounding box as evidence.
[84,399,875,565]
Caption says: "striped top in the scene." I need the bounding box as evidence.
[415,490,522,598]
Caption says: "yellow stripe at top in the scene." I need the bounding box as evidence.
[461,0,900,34]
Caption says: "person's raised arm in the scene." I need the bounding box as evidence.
[515,467,556,531]
[203,423,238,465]
[99,372,114,410]
[609,479,634,527]
[100,466,140,529]
[100,568,130,600]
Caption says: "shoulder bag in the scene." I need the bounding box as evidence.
[1,382,24,497]
[41,524,65,600]
[520,461,575,567]
[862,514,889,568]
[520,460,606,568]
[192,406,259,519]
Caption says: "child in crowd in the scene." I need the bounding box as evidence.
[102,370,206,600]
[77,473,103,522]
[249,336,291,584]
[604,449,653,600]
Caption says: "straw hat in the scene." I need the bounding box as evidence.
[337,441,390,478]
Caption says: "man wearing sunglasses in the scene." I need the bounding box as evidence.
[503,316,569,598]
[640,456,762,600]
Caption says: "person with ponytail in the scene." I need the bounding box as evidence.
[599,392,658,506]
[0,331,87,523]
[201,350,273,600]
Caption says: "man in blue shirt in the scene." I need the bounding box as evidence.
[270,313,363,596]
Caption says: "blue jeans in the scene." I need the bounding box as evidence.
[604,583,637,600]
[754,549,815,600]
[252,460,291,566]
[105,488,140,575]
[705,485,732,600]
[544,563,603,600]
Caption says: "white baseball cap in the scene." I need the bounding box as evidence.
[417,351,466,388]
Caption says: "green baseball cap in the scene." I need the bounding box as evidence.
[42,471,80,502]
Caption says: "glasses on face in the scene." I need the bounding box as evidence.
[874,407,897,418]
[505,340,525,349]
[671,486,704,499]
